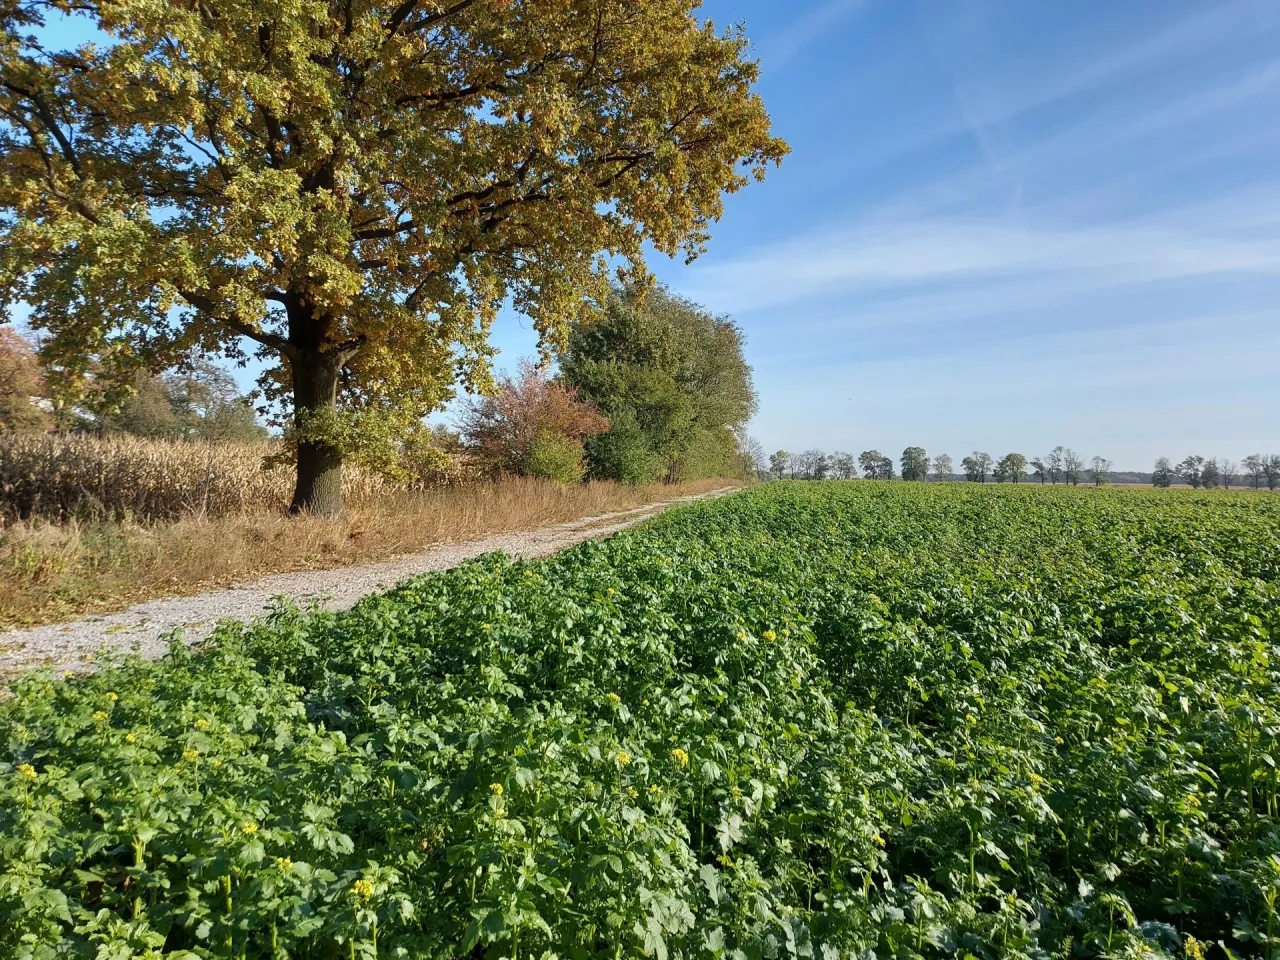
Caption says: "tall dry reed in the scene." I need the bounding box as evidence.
[0,434,390,521]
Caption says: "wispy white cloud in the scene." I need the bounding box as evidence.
[766,0,866,65]
[683,215,1280,316]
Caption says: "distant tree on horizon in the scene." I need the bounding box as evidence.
[1244,454,1266,489]
[931,453,953,482]
[962,451,993,483]
[831,451,857,480]
[995,452,1028,483]
[1201,458,1221,489]
[0,328,50,432]
[1220,459,1239,489]
[1152,457,1176,488]
[1030,457,1048,484]
[769,450,790,480]
[1063,448,1086,486]
[1177,455,1206,489]
[900,446,929,481]
[858,450,894,480]
[1266,455,1280,491]
[1090,456,1113,486]
[1046,447,1066,484]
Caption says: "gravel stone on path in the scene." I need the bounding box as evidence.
[0,487,737,677]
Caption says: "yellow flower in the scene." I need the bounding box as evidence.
[16,763,36,781]
[607,587,615,596]
[92,711,108,723]
[649,784,661,795]
[628,787,638,798]
[351,878,375,901]
[241,822,258,835]
[481,623,491,632]
[106,692,118,702]
[615,751,632,767]
[275,857,293,871]
[606,692,621,705]
[1054,736,1064,745]
[736,631,748,641]
[872,833,886,848]
[195,719,211,731]
[763,630,776,642]
[1184,936,1205,960]
[63,671,74,679]
[489,782,503,796]
[125,733,136,744]
[212,759,223,768]
[670,748,689,768]
[182,748,200,762]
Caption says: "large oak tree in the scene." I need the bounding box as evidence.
[0,0,785,513]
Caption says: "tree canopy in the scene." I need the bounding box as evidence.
[0,327,49,430]
[460,360,607,483]
[561,286,757,484]
[0,0,785,513]
[899,446,928,482]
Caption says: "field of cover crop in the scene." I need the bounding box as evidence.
[3,482,1280,960]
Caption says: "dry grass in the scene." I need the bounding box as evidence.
[0,475,739,628]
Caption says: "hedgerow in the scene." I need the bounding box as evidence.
[3,483,1279,959]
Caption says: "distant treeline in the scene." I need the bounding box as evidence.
[767,447,1280,489]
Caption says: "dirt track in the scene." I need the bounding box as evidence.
[0,487,737,676]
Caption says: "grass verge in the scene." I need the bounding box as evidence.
[0,476,739,628]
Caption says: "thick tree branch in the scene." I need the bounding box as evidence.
[352,219,417,241]
[383,0,421,37]
[178,289,296,358]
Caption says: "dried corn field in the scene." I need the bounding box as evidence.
[0,434,397,521]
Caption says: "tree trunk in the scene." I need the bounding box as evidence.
[289,349,344,517]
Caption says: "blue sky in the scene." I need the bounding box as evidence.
[23,1,1280,469]
[487,0,1280,469]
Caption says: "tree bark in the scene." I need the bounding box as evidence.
[289,348,344,517]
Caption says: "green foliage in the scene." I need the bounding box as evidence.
[994,452,1028,483]
[858,450,893,480]
[583,410,666,486]
[0,0,784,509]
[900,446,929,482]
[564,287,757,484]
[87,359,266,442]
[4,483,1280,958]
[962,451,993,482]
[525,430,588,484]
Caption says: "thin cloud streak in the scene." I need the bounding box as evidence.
[766,0,866,65]
[683,218,1280,315]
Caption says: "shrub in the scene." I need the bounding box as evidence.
[525,430,588,483]
[461,361,608,480]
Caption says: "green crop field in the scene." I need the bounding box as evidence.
[3,482,1279,960]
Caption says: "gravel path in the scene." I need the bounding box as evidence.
[0,487,736,676]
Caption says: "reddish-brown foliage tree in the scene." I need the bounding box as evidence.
[462,362,608,482]
[0,328,50,431]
